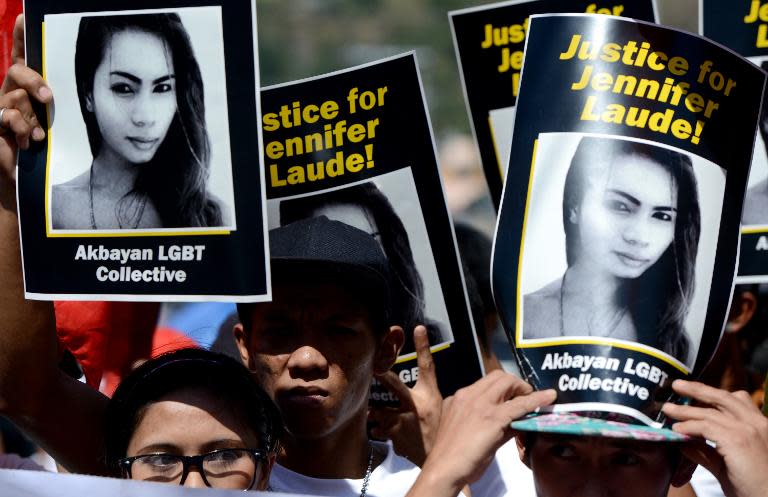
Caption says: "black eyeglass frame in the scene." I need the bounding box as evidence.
[118,448,268,490]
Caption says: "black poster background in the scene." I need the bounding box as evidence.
[493,14,764,421]
[19,0,268,301]
[700,0,768,281]
[450,0,657,208]
[261,55,484,398]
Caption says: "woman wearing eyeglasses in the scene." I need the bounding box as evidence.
[104,348,283,490]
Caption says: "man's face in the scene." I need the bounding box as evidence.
[521,434,692,497]
[235,279,399,440]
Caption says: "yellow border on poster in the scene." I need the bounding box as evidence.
[41,21,230,239]
[513,137,688,375]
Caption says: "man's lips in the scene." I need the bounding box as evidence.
[614,251,650,268]
[277,387,329,407]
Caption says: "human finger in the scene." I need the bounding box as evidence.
[1,107,34,150]
[503,389,557,421]
[12,15,25,66]
[484,370,535,403]
[671,380,751,419]
[662,402,729,426]
[668,418,731,445]
[2,64,52,104]
[2,89,45,142]
[413,326,437,389]
[376,371,414,411]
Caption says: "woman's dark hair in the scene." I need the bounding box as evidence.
[103,348,283,473]
[279,182,430,342]
[75,14,222,228]
[562,136,701,363]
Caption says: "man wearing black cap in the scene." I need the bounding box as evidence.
[233,215,438,495]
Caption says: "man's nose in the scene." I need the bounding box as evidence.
[286,345,329,380]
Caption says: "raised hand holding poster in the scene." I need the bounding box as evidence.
[18,0,269,302]
[493,13,765,430]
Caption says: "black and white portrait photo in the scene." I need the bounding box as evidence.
[44,7,236,233]
[267,169,452,357]
[741,57,768,227]
[517,134,726,369]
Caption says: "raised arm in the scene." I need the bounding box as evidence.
[0,14,109,475]
[406,371,556,497]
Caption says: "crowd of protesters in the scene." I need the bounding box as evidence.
[0,13,767,497]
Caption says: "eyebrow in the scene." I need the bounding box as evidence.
[606,189,676,212]
[110,71,175,85]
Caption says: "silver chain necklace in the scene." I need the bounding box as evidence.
[359,443,374,497]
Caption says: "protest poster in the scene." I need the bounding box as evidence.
[492,13,765,425]
[17,0,269,302]
[261,54,484,398]
[450,0,657,207]
[0,468,305,497]
[701,0,768,282]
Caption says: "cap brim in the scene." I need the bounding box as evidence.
[511,412,690,442]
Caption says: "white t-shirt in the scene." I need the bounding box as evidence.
[0,454,46,471]
[269,441,422,497]
[690,465,724,497]
[469,439,537,497]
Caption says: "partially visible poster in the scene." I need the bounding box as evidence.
[701,0,768,282]
[0,468,306,497]
[18,0,269,302]
[450,0,657,208]
[261,54,484,398]
[493,14,765,425]
[1,0,23,81]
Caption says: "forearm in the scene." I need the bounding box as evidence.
[0,179,110,476]
[407,462,466,497]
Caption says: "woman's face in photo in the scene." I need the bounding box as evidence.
[88,29,177,165]
[571,154,677,279]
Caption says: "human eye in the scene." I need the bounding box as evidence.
[611,450,641,466]
[652,211,674,222]
[548,443,577,460]
[110,82,135,95]
[206,449,247,468]
[328,325,359,337]
[603,197,631,214]
[154,82,174,94]
[141,454,180,472]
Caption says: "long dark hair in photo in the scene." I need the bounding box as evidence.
[562,136,701,363]
[75,14,222,228]
[279,182,439,348]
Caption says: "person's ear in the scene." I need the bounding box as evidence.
[233,323,252,368]
[670,454,697,488]
[85,92,94,112]
[725,291,757,334]
[374,325,404,375]
[515,435,532,469]
[568,207,579,224]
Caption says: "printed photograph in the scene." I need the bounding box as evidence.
[267,168,453,356]
[742,56,768,228]
[44,7,236,233]
[517,133,726,369]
